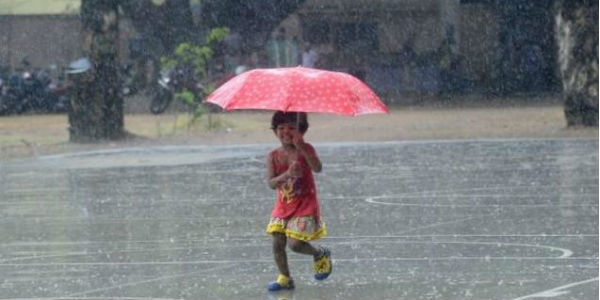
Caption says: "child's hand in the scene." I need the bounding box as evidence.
[292,131,305,148]
[287,161,302,178]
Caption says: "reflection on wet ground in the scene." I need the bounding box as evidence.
[0,138,598,300]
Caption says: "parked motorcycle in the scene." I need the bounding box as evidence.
[0,72,27,115]
[120,63,142,97]
[45,75,69,113]
[0,68,68,115]
[150,67,205,114]
[148,65,245,114]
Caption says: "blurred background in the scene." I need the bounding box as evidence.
[0,0,596,143]
[0,0,571,99]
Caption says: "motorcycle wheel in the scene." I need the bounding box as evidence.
[0,93,20,115]
[150,87,172,114]
[0,98,8,115]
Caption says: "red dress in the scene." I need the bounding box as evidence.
[266,148,327,241]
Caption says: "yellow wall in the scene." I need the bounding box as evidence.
[0,0,79,15]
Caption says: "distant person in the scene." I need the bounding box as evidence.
[289,36,300,66]
[521,43,545,91]
[265,111,332,291]
[438,27,459,94]
[301,43,319,68]
[266,28,299,67]
[400,36,417,91]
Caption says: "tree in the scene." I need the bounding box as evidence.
[70,0,303,142]
[70,0,198,142]
[555,0,598,126]
[69,0,124,142]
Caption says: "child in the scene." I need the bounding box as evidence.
[265,111,332,291]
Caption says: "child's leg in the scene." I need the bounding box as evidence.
[289,238,332,281]
[272,233,290,277]
[288,238,320,257]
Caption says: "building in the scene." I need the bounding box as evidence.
[0,0,135,75]
[1,0,558,96]
[0,0,81,73]
[275,0,558,95]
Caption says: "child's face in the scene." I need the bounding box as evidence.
[274,122,301,145]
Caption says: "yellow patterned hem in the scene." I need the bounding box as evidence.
[266,222,328,241]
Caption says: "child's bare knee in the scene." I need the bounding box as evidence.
[287,239,305,253]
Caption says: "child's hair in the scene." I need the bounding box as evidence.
[271,111,309,134]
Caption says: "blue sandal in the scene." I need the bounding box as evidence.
[313,246,332,280]
[267,274,295,291]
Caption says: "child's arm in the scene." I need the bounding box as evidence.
[267,152,301,189]
[294,140,322,173]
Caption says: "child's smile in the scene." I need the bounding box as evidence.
[276,123,300,145]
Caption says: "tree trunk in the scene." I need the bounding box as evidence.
[69,0,124,142]
[555,0,598,127]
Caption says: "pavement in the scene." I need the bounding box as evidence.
[0,137,598,299]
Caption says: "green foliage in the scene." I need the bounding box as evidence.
[161,27,229,79]
[176,89,196,106]
[160,27,229,130]
[206,27,230,44]
[160,43,212,79]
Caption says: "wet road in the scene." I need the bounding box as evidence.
[0,138,598,300]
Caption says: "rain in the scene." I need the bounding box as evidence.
[0,0,598,299]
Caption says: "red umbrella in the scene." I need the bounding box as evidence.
[205,66,388,116]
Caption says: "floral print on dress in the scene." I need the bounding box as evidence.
[279,177,302,203]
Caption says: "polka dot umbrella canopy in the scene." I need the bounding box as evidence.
[205,67,388,116]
